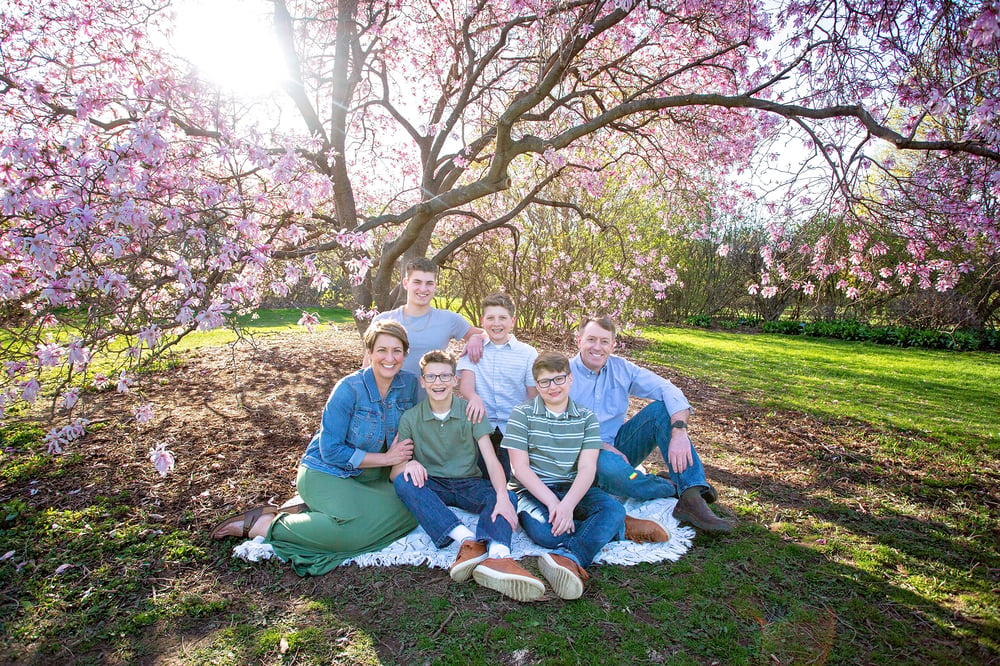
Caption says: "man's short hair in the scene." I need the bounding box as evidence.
[482,292,515,317]
[404,257,439,278]
[579,316,617,338]
[364,319,410,354]
[532,351,570,379]
[419,349,455,372]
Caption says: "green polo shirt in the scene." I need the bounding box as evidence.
[397,395,494,478]
[502,395,602,492]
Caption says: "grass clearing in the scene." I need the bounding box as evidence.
[172,307,356,352]
[640,326,1000,450]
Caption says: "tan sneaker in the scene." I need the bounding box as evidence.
[472,558,546,602]
[449,540,488,582]
[538,553,590,600]
[624,515,669,543]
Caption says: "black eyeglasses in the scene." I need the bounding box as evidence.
[536,374,568,388]
[422,372,455,383]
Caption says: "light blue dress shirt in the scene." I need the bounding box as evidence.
[457,335,537,434]
[568,353,691,443]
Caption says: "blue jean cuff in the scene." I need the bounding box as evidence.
[433,520,463,549]
[552,549,581,567]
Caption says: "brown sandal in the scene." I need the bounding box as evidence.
[209,505,279,540]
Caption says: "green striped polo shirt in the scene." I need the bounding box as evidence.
[502,395,602,493]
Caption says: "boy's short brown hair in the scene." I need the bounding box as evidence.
[419,349,456,373]
[363,319,409,354]
[482,292,515,317]
[532,351,570,379]
[404,257,439,277]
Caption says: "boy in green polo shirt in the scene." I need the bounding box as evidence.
[391,350,546,602]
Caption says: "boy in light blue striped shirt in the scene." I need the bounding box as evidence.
[458,292,538,479]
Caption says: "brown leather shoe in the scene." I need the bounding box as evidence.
[472,558,546,602]
[673,488,732,533]
[624,515,669,543]
[538,553,590,600]
[449,540,488,582]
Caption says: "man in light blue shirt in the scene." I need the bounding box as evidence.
[569,317,731,533]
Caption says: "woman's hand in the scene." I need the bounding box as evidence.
[384,435,414,466]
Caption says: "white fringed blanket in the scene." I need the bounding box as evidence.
[233,497,694,568]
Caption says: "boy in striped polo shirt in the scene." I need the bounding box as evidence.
[504,351,665,599]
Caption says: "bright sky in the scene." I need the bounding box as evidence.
[170,0,286,96]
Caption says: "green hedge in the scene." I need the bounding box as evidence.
[756,319,998,351]
[681,316,998,351]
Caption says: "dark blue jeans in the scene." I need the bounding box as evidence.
[595,401,708,500]
[393,474,516,548]
[476,428,511,481]
[517,482,625,568]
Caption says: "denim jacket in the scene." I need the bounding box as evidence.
[300,367,419,478]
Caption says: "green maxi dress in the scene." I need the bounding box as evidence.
[267,466,417,576]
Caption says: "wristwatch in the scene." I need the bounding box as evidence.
[671,420,688,430]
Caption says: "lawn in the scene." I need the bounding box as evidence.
[641,326,1000,451]
[173,307,357,351]
[0,321,997,665]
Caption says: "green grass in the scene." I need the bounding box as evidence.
[641,327,1000,449]
[173,307,356,351]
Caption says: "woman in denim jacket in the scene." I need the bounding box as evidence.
[210,319,419,575]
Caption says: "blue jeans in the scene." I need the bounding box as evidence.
[517,483,625,569]
[596,401,708,500]
[393,474,516,548]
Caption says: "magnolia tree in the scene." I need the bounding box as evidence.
[2,0,1000,469]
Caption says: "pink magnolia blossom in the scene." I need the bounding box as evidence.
[134,403,155,424]
[298,311,320,332]
[60,389,80,410]
[148,443,175,477]
[116,372,133,394]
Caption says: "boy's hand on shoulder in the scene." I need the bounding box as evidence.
[402,460,427,487]
[465,394,487,423]
[549,499,576,537]
[463,333,485,363]
[492,491,518,529]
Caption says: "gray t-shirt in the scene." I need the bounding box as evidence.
[372,306,471,377]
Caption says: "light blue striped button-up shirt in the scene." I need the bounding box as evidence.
[457,335,537,434]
